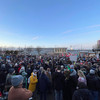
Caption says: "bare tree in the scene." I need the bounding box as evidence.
[26,47,33,55]
[36,47,42,55]
[17,47,24,55]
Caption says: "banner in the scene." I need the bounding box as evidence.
[70,55,77,62]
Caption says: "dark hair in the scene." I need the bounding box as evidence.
[78,82,87,89]
[64,70,70,80]
[57,65,61,70]
[14,86,19,88]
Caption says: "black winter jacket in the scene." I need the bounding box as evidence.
[72,89,93,100]
[86,74,100,91]
[52,72,65,91]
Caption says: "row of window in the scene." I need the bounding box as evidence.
[54,48,67,53]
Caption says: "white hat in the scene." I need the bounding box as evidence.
[70,65,74,69]
[61,65,64,68]
[15,63,18,66]
[19,66,25,73]
[90,69,95,74]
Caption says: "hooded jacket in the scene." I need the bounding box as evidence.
[28,73,38,92]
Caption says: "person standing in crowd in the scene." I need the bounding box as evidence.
[45,68,52,93]
[63,70,71,100]
[0,54,100,100]
[78,70,87,85]
[28,70,38,100]
[8,75,32,100]
[61,65,64,74]
[0,64,7,97]
[72,82,93,100]
[14,63,19,75]
[97,65,100,77]
[86,69,100,100]
[97,65,100,100]
[19,65,28,88]
[52,66,65,100]
[39,68,50,100]
[68,64,78,100]
[45,68,52,82]
[6,68,15,91]
[26,64,32,78]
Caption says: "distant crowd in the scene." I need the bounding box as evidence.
[0,54,100,100]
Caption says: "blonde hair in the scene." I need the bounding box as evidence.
[78,70,86,78]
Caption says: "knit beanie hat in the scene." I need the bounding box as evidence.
[11,75,24,87]
[19,66,25,73]
[9,68,15,74]
[90,69,95,74]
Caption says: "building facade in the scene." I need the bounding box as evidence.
[54,48,67,53]
[97,40,100,48]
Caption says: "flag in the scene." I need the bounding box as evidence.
[66,66,70,70]
[68,52,72,56]
[62,53,64,56]
[66,53,68,57]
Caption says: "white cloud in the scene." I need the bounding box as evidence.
[82,30,100,34]
[63,24,100,35]
[63,30,73,34]
[0,31,14,35]
[32,36,39,40]
[87,24,100,28]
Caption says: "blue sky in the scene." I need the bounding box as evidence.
[0,0,100,49]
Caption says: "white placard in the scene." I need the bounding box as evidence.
[70,55,77,61]
[96,54,99,59]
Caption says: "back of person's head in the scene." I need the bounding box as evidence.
[1,64,6,71]
[40,67,43,71]
[64,70,70,80]
[78,82,87,89]
[70,65,74,69]
[57,65,61,72]
[33,69,37,73]
[57,66,61,70]
[40,67,45,74]
[11,75,24,88]
[47,68,50,72]
[78,70,86,78]
[61,65,64,68]
[9,68,15,74]
[89,69,95,75]
[92,65,96,70]
[19,66,25,74]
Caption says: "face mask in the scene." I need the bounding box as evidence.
[33,72,37,77]
[70,69,73,72]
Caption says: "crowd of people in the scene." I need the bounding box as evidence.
[0,54,100,100]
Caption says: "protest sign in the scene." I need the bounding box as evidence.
[96,54,99,59]
[70,55,77,62]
